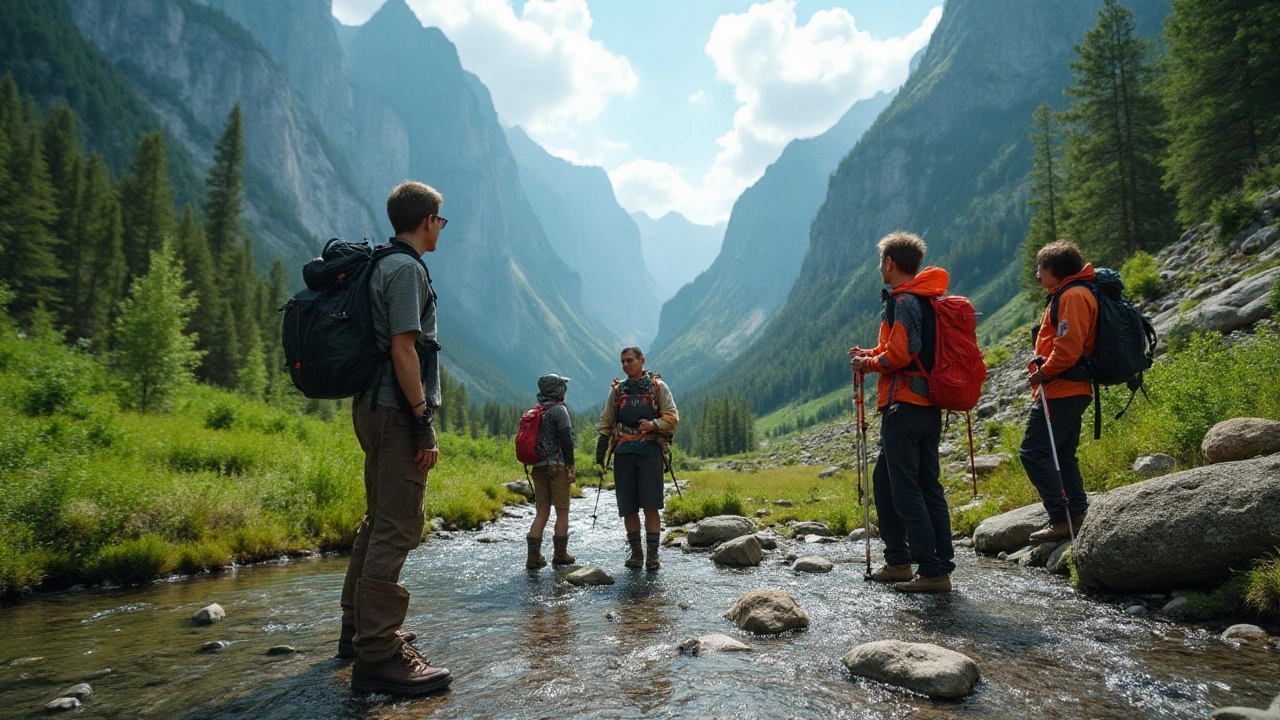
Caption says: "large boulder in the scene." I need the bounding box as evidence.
[841,640,981,699]
[503,480,535,501]
[687,515,756,546]
[1211,692,1280,720]
[725,589,809,635]
[711,535,764,567]
[792,521,833,537]
[973,503,1049,554]
[1153,266,1280,336]
[1074,453,1280,592]
[1202,418,1280,464]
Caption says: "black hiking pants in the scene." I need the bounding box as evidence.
[1019,393,1091,523]
[872,402,955,578]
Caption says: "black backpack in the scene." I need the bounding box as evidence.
[1046,267,1158,438]
[281,238,424,401]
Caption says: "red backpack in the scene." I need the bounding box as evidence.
[515,403,559,465]
[888,293,986,411]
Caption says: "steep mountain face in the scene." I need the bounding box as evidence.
[345,0,614,392]
[694,0,1170,413]
[505,126,661,346]
[67,0,377,269]
[631,211,725,301]
[650,90,896,391]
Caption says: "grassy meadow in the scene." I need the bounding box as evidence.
[0,325,548,597]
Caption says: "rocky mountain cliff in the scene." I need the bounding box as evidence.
[631,211,725,302]
[68,0,377,270]
[505,126,661,346]
[650,90,896,391]
[692,0,1170,413]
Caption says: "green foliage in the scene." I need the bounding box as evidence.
[1120,251,1163,301]
[984,346,1012,369]
[1210,190,1257,237]
[1022,103,1067,297]
[1061,0,1175,266]
[118,132,174,280]
[1162,0,1280,225]
[112,242,204,411]
[204,400,237,430]
[1244,553,1280,617]
[1176,575,1250,621]
[691,396,756,457]
[1270,276,1280,319]
[90,534,173,585]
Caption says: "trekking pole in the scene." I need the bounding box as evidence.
[1036,383,1077,556]
[853,367,872,579]
[591,446,613,530]
[965,411,979,498]
[663,451,684,500]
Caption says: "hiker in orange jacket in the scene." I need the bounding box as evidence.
[1021,240,1098,543]
[850,231,954,593]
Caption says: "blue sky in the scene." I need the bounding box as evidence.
[331,0,942,224]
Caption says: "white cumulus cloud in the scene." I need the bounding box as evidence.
[614,0,941,223]
[402,0,638,137]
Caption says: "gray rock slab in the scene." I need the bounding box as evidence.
[804,534,838,544]
[502,480,534,501]
[973,503,1050,554]
[792,521,833,537]
[192,603,225,625]
[565,566,614,586]
[818,466,841,479]
[1074,454,1280,592]
[56,684,91,701]
[753,533,778,550]
[687,516,756,546]
[970,453,1011,477]
[725,589,809,635]
[793,556,833,573]
[1046,542,1072,575]
[1133,453,1176,478]
[1203,418,1280,464]
[678,633,751,656]
[197,641,230,653]
[43,698,80,712]
[842,640,980,699]
[1161,596,1189,615]
[1222,624,1271,642]
[712,535,764,567]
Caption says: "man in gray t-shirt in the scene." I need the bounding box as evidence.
[340,181,453,697]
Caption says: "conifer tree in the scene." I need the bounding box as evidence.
[204,104,244,262]
[262,258,289,399]
[40,102,81,246]
[113,241,203,411]
[173,205,222,380]
[118,132,174,280]
[0,112,63,318]
[237,325,268,400]
[1162,0,1280,224]
[70,154,125,345]
[1022,103,1066,297]
[1061,0,1174,266]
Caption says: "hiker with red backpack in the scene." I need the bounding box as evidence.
[519,373,578,569]
[595,347,679,571]
[1022,240,1098,544]
[850,232,960,593]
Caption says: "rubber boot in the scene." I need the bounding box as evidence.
[526,535,548,569]
[645,532,660,571]
[624,531,644,568]
[552,535,575,565]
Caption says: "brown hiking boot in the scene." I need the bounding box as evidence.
[526,535,548,570]
[552,535,575,565]
[351,643,452,696]
[1029,521,1072,543]
[645,542,660,571]
[868,564,913,583]
[337,630,416,660]
[893,573,952,593]
[624,531,643,569]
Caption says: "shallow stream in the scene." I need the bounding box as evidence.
[2,489,1277,719]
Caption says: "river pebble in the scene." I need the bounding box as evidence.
[192,603,225,625]
[678,634,751,656]
[793,556,834,574]
[56,684,92,701]
[565,566,614,586]
[266,645,296,656]
[197,641,230,653]
[1222,624,1271,643]
[43,698,80,712]
[1124,605,1146,616]
[81,669,112,680]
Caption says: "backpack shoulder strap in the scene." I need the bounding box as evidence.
[886,291,935,374]
[1048,280,1094,328]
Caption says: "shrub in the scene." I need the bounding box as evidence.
[1176,574,1249,621]
[1210,190,1257,238]
[1120,251,1163,301]
[984,345,1011,369]
[1165,319,1197,354]
[175,540,233,575]
[204,401,237,430]
[1270,276,1280,320]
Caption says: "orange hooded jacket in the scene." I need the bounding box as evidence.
[1034,264,1098,400]
[866,266,949,410]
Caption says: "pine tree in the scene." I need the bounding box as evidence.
[262,258,289,400]
[1061,0,1175,266]
[204,104,244,262]
[173,206,222,380]
[0,110,63,318]
[40,102,81,247]
[113,241,204,411]
[70,154,125,346]
[237,326,268,400]
[1162,0,1280,224]
[1022,103,1067,297]
[118,132,174,280]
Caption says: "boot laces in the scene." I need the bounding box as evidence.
[398,643,431,672]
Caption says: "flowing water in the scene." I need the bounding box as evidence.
[1,490,1277,719]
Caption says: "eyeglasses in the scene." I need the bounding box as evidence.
[432,215,448,229]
